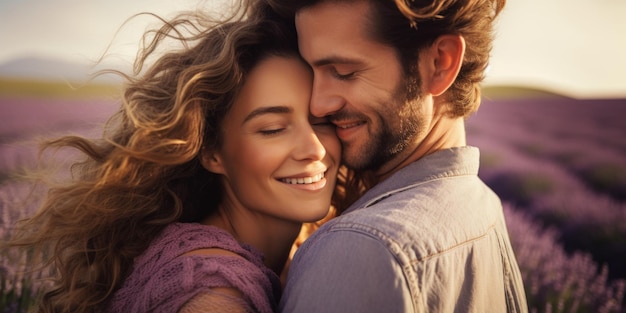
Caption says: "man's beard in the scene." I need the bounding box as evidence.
[346,76,426,171]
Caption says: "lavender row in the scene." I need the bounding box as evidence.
[1,95,625,311]
[0,97,118,143]
[468,98,626,201]
[467,97,626,280]
[0,182,46,311]
[503,202,625,312]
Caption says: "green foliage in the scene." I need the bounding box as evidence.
[490,173,555,206]
[0,172,8,185]
[0,78,120,99]
[481,84,570,100]
[479,152,503,168]
[578,163,626,201]
[0,273,38,313]
[1,246,34,312]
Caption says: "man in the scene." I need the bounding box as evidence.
[265,0,528,311]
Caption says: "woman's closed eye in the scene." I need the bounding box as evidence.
[259,127,286,136]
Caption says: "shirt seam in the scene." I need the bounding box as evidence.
[323,220,498,263]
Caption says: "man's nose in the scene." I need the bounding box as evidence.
[310,77,344,117]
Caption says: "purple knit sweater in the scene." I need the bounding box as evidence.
[105,223,281,313]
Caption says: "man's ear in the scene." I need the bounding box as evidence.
[420,34,465,96]
[200,147,226,175]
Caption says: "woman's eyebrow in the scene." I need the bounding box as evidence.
[243,105,292,124]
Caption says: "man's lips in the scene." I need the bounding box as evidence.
[335,121,365,129]
[333,120,366,139]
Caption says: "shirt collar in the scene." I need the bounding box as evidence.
[344,146,480,214]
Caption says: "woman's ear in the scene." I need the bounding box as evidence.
[420,34,466,96]
[200,147,226,175]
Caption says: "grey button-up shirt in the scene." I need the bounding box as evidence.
[280,146,528,312]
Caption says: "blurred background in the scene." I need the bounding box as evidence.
[1,0,625,98]
[1,0,625,312]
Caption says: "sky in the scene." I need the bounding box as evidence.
[0,0,625,99]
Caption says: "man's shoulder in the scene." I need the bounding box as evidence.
[296,212,393,257]
[312,176,505,256]
[298,204,428,260]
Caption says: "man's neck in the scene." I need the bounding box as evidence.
[373,113,466,183]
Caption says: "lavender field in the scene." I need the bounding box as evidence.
[1,86,625,312]
[467,92,626,312]
[0,89,120,312]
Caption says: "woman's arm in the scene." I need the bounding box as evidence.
[179,288,253,313]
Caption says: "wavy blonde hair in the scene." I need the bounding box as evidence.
[8,2,352,312]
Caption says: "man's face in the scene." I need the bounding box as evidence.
[296,0,429,172]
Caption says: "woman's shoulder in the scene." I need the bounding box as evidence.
[157,223,279,289]
[142,223,258,264]
[129,223,271,295]
[108,223,279,312]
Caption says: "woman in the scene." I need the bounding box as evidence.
[9,4,343,313]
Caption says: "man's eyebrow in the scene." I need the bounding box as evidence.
[311,56,362,68]
[243,106,292,124]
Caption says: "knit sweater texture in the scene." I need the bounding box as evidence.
[105,223,281,313]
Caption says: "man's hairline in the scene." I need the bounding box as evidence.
[294,0,394,58]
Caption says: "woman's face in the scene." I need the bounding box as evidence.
[203,55,340,224]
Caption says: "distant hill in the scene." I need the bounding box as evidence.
[0,56,123,83]
[0,77,121,99]
[0,56,615,101]
[0,57,123,98]
[481,84,574,100]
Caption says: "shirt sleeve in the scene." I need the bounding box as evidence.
[279,230,414,313]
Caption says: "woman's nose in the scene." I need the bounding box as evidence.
[293,128,326,161]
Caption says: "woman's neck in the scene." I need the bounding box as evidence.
[202,211,302,275]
